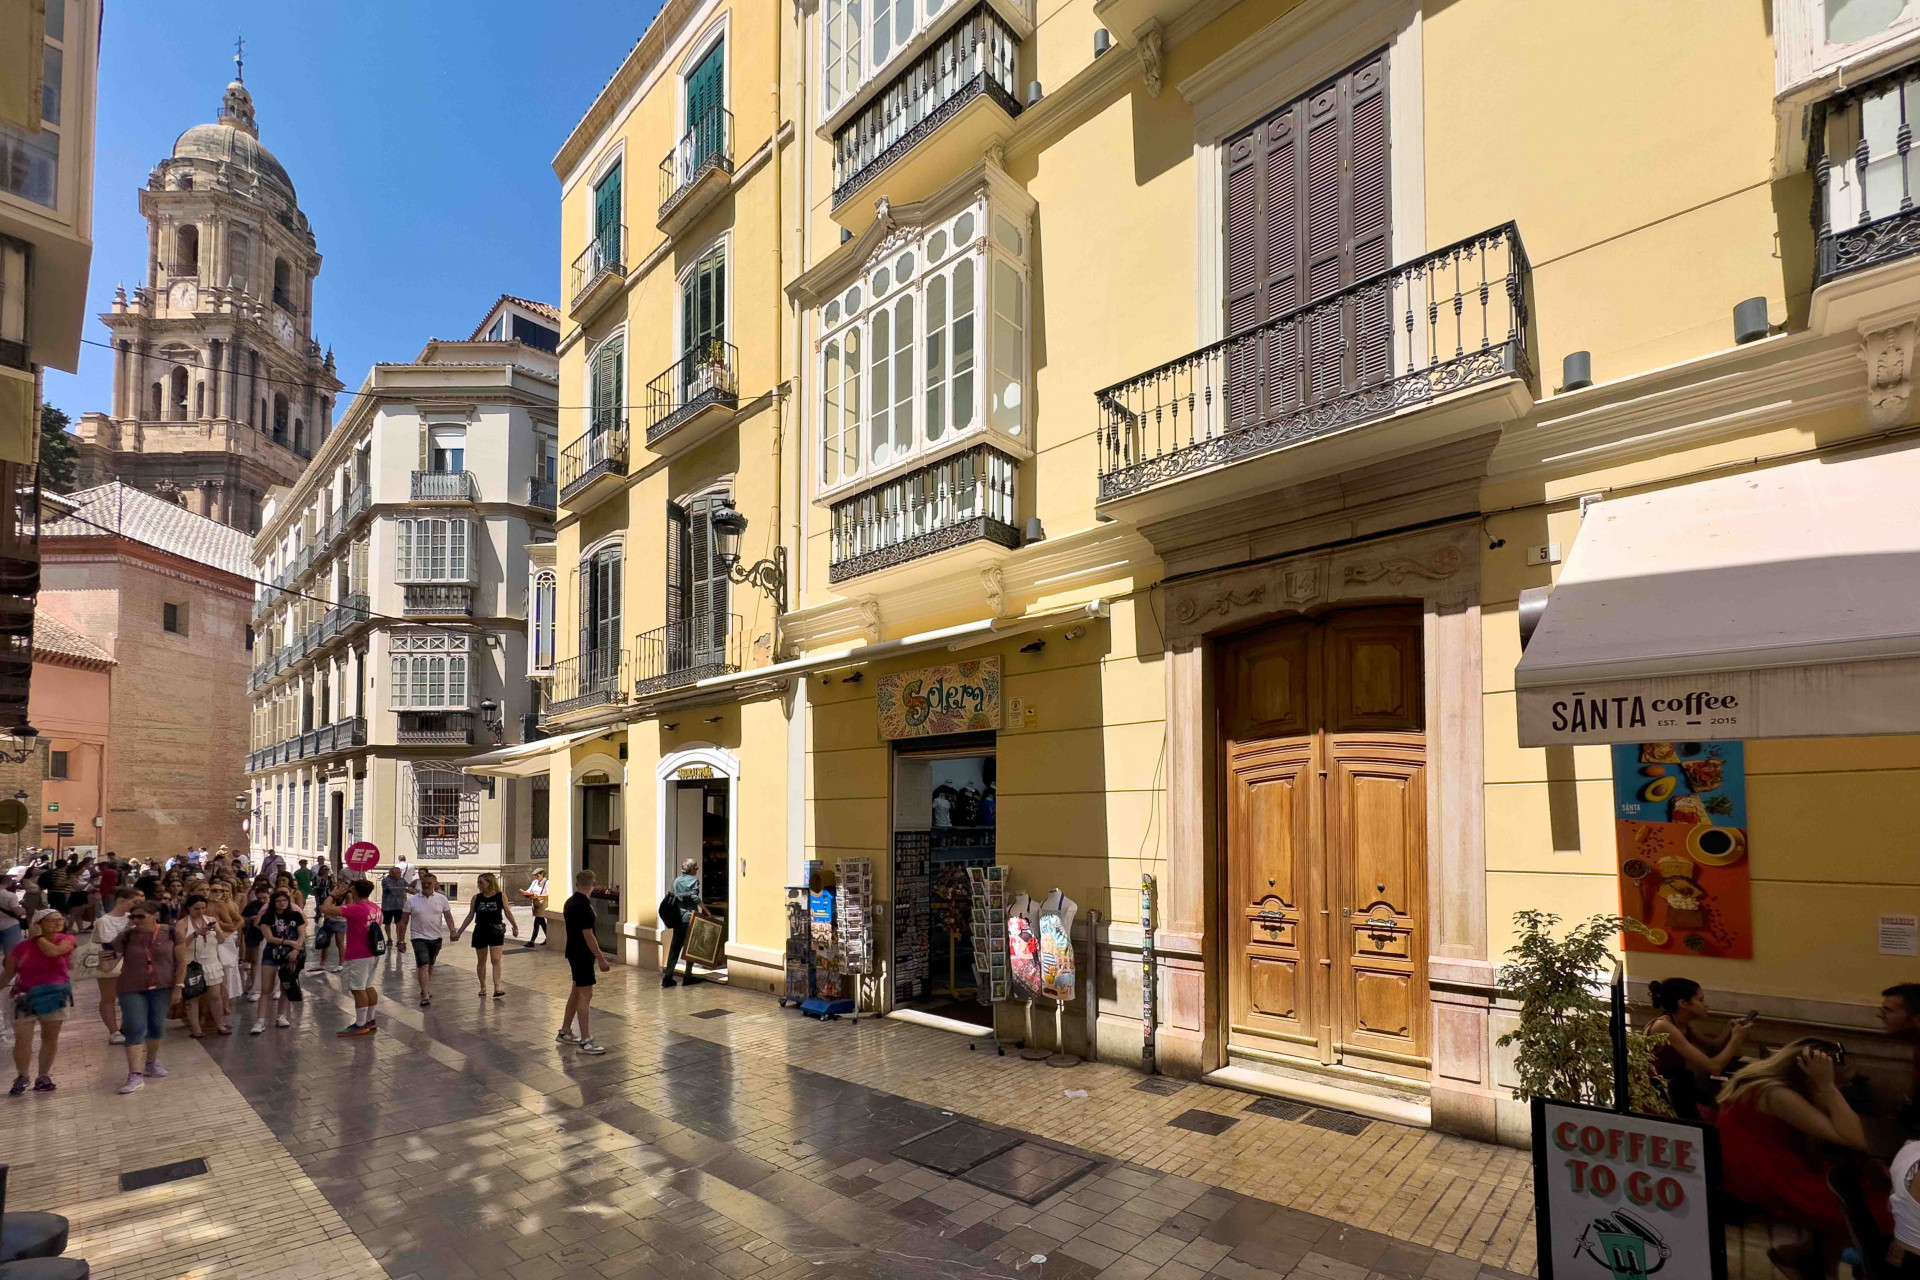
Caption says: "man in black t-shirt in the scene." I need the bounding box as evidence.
[558,869,611,1055]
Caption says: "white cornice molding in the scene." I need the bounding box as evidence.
[1489,331,1867,482]
[788,161,1032,305]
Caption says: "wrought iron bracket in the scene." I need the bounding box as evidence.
[726,546,788,614]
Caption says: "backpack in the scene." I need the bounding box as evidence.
[365,910,387,957]
[658,891,684,932]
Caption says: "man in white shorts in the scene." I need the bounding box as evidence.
[323,879,383,1037]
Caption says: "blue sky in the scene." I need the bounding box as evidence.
[42,1,663,422]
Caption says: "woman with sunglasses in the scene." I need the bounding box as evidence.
[109,900,182,1094]
[252,888,306,1033]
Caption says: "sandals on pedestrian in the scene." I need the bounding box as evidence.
[492,991,505,1000]
[32,1076,53,1092]
[7,1075,26,1096]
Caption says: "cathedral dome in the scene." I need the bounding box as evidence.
[169,77,297,203]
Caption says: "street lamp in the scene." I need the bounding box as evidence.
[478,699,505,743]
[709,497,787,613]
[0,725,38,765]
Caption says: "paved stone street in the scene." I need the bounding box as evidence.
[4,942,1551,1280]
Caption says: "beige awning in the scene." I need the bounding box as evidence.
[1514,440,1920,746]
[457,727,606,778]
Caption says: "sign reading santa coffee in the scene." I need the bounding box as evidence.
[877,657,1002,740]
[1531,1097,1726,1279]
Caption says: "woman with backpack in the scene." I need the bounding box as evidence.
[252,888,306,1034]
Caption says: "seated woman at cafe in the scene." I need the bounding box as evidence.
[1718,1039,1890,1279]
[1644,977,1753,1119]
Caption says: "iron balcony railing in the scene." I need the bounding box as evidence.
[403,584,474,617]
[829,443,1020,582]
[659,104,735,220]
[1095,222,1532,503]
[546,648,630,718]
[527,476,557,509]
[571,225,625,307]
[248,718,365,772]
[410,470,479,502]
[345,481,371,521]
[634,613,743,696]
[645,340,740,445]
[1811,63,1920,282]
[832,5,1022,205]
[558,414,630,504]
[396,712,475,746]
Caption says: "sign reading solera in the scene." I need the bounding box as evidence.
[1531,1098,1725,1279]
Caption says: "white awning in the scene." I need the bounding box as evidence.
[1514,440,1920,746]
[456,727,606,778]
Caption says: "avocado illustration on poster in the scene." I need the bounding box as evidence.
[1611,741,1752,960]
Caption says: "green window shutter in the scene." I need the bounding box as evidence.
[686,41,725,166]
[594,166,621,245]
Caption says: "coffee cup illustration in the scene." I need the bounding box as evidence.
[1575,1209,1670,1278]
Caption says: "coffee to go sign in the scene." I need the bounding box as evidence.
[1531,1098,1726,1279]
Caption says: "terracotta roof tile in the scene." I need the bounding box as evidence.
[45,483,255,580]
[32,613,115,667]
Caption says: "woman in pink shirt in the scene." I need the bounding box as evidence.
[5,908,76,1094]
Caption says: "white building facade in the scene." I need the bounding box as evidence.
[245,296,559,896]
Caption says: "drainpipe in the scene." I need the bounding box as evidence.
[1142,873,1157,1074]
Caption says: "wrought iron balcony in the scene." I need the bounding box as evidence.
[345,480,371,522]
[829,443,1020,582]
[645,340,740,449]
[634,613,743,696]
[570,226,625,317]
[658,104,735,234]
[1812,63,1920,282]
[403,584,474,617]
[546,648,630,718]
[527,476,556,509]
[397,711,475,746]
[558,414,629,506]
[832,5,1022,207]
[410,470,479,502]
[1095,222,1532,504]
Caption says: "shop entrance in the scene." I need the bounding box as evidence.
[890,736,996,1028]
[580,779,622,952]
[670,778,730,940]
[1220,605,1430,1081]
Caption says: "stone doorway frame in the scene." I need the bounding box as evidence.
[1155,518,1500,1137]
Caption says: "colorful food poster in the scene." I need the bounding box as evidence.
[1612,741,1752,960]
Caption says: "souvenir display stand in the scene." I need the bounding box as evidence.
[1039,889,1080,1067]
[778,886,811,1009]
[1009,890,1050,1060]
[964,865,1015,1055]
[801,878,855,1019]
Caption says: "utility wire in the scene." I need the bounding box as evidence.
[75,335,696,416]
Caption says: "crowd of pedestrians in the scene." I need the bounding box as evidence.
[1,847,620,1094]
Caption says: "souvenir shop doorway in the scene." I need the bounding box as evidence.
[670,777,731,941]
[891,735,997,1028]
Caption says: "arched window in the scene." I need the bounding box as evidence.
[149,382,162,419]
[193,381,205,418]
[169,367,190,421]
[273,258,293,310]
[293,418,305,454]
[272,393,289,443]
[532,571,557,673]
[174,225,199,278]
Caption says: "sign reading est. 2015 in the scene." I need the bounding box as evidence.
[1531,1097,1725,1280]
[877,657,1002,740]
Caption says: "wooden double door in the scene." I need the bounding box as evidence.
[1221,606,1430,1080]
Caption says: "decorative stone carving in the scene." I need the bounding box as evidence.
[1172,584,1264,626]
[857,597,882,642]
[985,139,1006,170]
[981,566,1006,617]
[1342,545,1463,587]
[1280,565,1321,607]
[1865,320,1916,427]
[1139,23,1165,99]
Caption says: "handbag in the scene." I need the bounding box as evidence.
[366,915,387,957]
[19,981,71,1017]
[181,960,208,1000]
[658,892,684,932]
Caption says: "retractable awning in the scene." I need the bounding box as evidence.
[457,727,607,778]
[1513,440,1920,746]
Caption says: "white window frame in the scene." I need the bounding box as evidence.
[819,0,990,125]
[395,515,472,583]
[811,188,1029,504]
[388,632,472,712]
[531,570,557,675]
[676,232,733,365]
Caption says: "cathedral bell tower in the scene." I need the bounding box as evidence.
[74,54,339,533]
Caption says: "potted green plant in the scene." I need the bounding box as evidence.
[1496,910,1671,1115]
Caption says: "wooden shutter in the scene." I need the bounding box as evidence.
[688,494,727,665]
[687,40,724,151]
[596,551,622,660]
[594,166,621,244]
[576,563,592,664]
[1222,50,1390,428]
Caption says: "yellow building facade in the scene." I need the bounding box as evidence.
[496,0,1920,1144]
